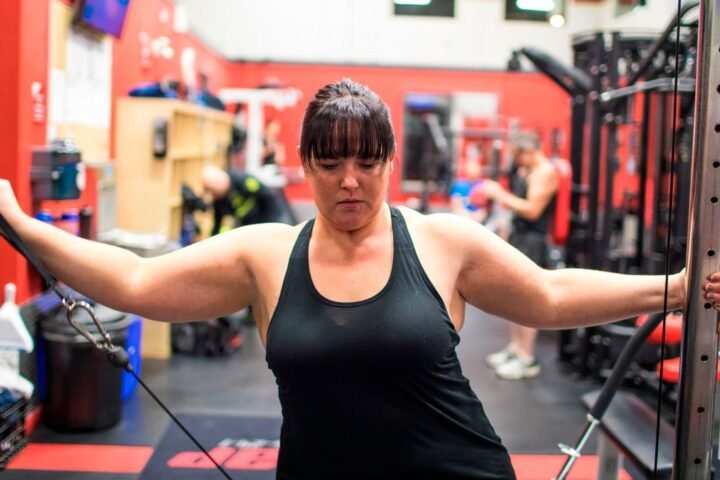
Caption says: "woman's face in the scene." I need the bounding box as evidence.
[305,157,393,231]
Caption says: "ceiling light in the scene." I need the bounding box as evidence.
[549,13,565,27]
[394,0,432,5]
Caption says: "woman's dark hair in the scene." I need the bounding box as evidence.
[299,79,395,169]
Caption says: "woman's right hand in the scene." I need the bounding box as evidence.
[0,179,25,223]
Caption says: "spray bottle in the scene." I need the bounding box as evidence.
[0,283,34,352]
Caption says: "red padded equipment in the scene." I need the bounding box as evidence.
[635,312,683,345]
[657,357,720,384]
[658,357,680,384]
[551,157,572,246]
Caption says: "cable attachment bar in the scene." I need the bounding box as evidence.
[554,414,600,480]
[62,298,131,370]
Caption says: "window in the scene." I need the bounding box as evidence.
[505,0,554,22]
[401,93,452,190]
[616,0,646,17]
[394,0,455,18]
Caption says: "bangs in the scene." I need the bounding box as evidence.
[300,97,395,167]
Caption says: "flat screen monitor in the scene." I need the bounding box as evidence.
[74,0,131,39]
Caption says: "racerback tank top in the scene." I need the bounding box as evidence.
[266,207,516,479]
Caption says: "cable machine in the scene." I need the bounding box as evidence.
[555,0,720,477]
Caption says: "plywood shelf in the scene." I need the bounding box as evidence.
[115,98,232,239]
[168,149,205,160]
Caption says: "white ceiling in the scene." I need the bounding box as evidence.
[173,0,679,69]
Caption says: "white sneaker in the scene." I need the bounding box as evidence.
[495,356,541,380]
[486,345,517,369]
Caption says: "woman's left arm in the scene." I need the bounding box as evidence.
[539,268,684,329]
[445,214,687,329]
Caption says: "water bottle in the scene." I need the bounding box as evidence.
[79,206,93,239]
[58,209,80,235]
[35,210,55,224]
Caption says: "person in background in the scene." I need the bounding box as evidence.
[201,165,286,235]
[478,132,560,380]
[262,118,286,167]
[0,79,705,479]
[196,73,226,111]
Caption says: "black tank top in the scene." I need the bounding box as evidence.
[266,207,516,479]
[510,170,553,235]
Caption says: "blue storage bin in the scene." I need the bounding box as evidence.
[120,315,142,401]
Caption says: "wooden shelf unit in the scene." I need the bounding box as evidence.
[115,98,233,239]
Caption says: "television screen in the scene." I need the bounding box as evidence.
[75,0,131,39]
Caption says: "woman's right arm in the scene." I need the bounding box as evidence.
[0,179,259,322]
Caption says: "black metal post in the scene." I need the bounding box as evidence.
[673,0,720,476]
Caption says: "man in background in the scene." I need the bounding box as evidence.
[478,132,559,380]
[201,165,287,236]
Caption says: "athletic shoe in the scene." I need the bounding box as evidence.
[495,356,541,380]
[486,345,517,369]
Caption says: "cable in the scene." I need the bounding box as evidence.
[0,212,235,479]
[129,370,235,479]
[653,0,683,476]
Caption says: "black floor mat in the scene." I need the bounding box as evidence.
[139,413,281,480]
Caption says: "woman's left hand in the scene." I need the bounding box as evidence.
[703,271,720,310]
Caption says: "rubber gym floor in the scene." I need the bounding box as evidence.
[6,305,661,479]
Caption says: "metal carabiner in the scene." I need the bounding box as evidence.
[62,298,114,351]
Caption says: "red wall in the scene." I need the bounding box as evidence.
[0,0,51,301]
[110,0,231,157]
[225,62,572,202]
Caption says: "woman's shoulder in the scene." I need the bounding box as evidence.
[235,220,306,238]
[394,205,493,244]
[217,221,306,255]
[212,221,306,283]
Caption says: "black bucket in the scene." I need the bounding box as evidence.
[41,304,131,431]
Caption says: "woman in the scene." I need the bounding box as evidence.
[0,79,711,479]
[262,118,287,167]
